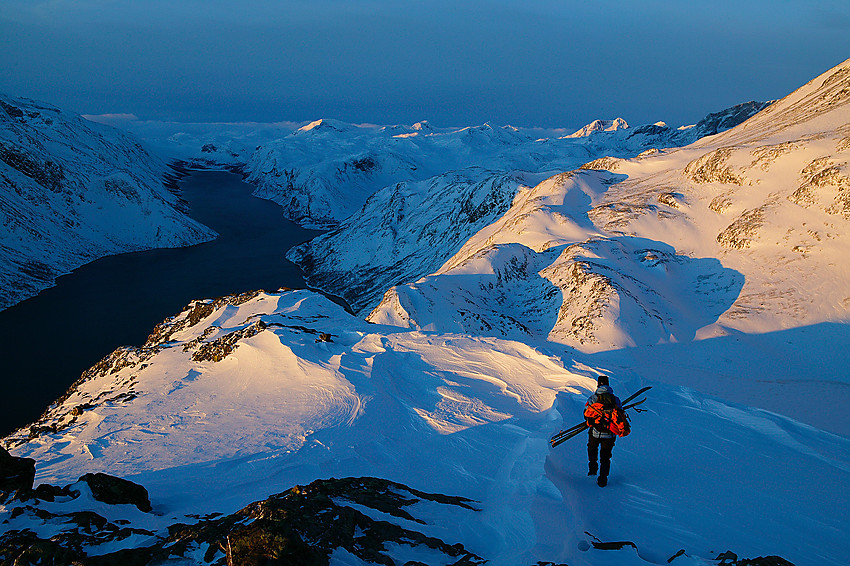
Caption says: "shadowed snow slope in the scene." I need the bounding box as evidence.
[0,94,215,310]
[5,290,849,565]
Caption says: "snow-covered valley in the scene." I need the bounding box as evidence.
[2,58,850,566]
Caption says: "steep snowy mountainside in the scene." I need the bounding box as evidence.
[0,94,215,310]
[682,100,773,139]
[287,169,552,315]
[369,58,850,351]
[284,102,768,316]
[242,121,568,229]
[706,59,850,145]
[5,289,848,565]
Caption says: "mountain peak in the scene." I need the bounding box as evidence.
[293,118,353,135]
[562,117,629,138]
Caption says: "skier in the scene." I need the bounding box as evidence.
[584,375,625,487]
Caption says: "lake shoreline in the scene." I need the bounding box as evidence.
[0,168,339,436]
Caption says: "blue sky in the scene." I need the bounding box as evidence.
[1,1,848,129]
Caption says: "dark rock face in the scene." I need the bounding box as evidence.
[0,141,64,193]
[0,476,484,566]
[713,550,795,566]
[79,472,152,513]
[692,101,772,137]
[0,447,35,495]
[142,477,484,566]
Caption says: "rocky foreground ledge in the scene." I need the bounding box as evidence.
[1,448,794,566]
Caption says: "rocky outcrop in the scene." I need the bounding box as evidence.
[145,290,264,347]
[0,476,484,566]
[79,472,152,513]
[717,206,768,249]
[0,470,798,565]
[143,477,483,566]
[580,156,623,171]
[789,157,850,217]
[0,447,34,496]
[684,147,748,185]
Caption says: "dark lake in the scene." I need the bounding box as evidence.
[0,170,328,436]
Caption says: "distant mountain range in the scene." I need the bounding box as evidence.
[0,93,766,312]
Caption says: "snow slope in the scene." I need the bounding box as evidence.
[0,95,216,310]
[287,168,554,315]
[285,102,768,315]
[4,290,848,565]
[368,60,850,349]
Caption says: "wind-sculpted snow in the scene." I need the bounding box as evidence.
[0,95,215,310]
[4,289,849,565]
[368,172,744,352]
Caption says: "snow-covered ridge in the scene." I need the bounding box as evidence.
[5,289,848,565]
[0,94,215,310]
[562,117,629,138]
[366,59,850,354]
[285,101,768,314]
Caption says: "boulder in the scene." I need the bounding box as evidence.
[78,472,152,513]
[0,446,35,495]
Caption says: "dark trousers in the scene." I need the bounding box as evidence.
[587,432,615,478]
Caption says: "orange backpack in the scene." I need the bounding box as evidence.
[584,393,631,437]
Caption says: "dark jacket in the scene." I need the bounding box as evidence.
[586,385,623,439]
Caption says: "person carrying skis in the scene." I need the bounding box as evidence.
[584,375,627,487]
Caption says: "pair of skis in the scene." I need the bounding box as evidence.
[549,386,652,448]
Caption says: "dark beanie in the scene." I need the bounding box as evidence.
[596,375,609,386]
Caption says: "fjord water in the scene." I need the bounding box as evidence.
[0,170,324,435]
